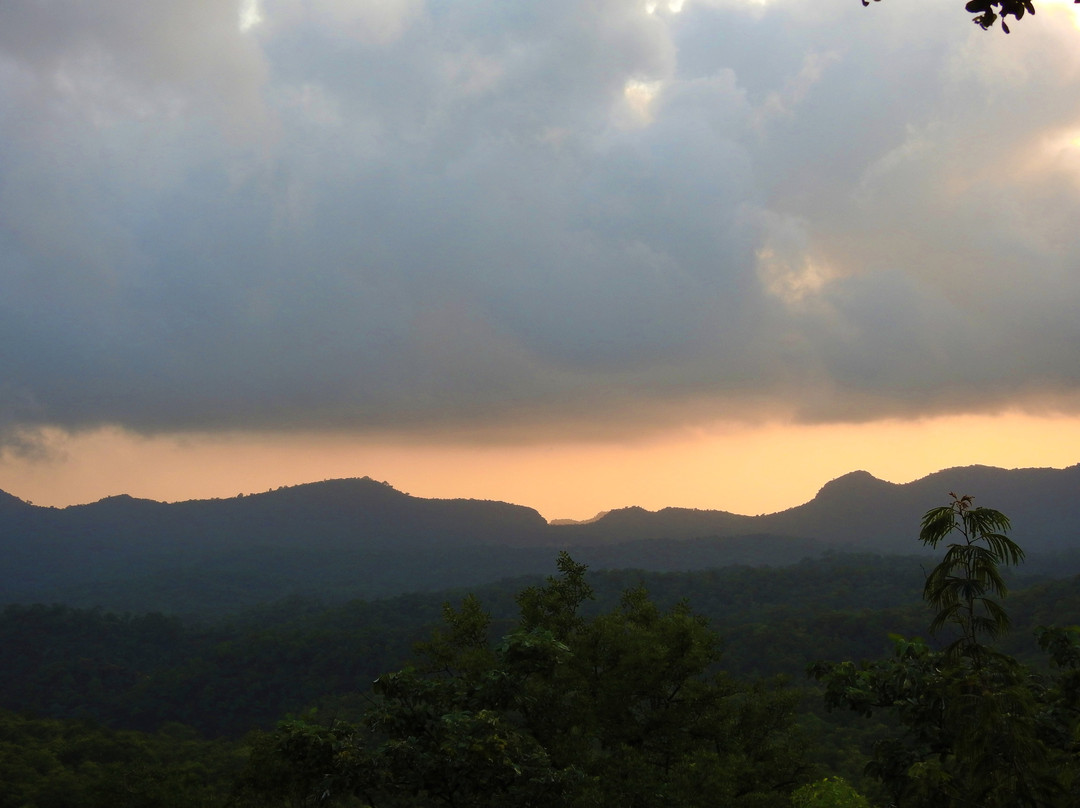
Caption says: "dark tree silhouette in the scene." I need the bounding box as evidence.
[863,0,1051,33]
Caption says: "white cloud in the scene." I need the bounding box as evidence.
[240,0,264,33]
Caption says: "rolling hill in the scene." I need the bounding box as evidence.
[1,464,1077,612]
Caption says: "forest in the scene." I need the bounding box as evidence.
[3,495,1080,806]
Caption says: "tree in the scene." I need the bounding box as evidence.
[791,776,871,808]
[810,494,1080,807]
[242,552,810,807]
[863,0,1042,33]
[919,492,1021,662]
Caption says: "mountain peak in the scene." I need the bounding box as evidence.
[247,476,408,504]
[820,469,881,487]
[813,470,892,502]
[592,505,651,524]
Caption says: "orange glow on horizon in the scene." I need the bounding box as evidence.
[1,412,1078,521]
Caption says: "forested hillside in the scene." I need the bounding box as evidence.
[225,500,1080,807]
[2,543,1079,804]
[4,480,1080,805]
[0,553,1066,736]
[3,464,1079,613]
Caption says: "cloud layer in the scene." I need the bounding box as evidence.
[2,0,1080,449]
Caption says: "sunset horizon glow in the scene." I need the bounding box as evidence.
[2,412,1077,522]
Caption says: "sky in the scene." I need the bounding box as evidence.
[1,0,1079,521]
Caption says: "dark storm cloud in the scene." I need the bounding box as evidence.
[2,0,1079,447]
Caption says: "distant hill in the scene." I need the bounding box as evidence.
[755,465,1080,552]
[1,465,1077,613]
[557,465,1080,552]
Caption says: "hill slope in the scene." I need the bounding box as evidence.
[553,465,1080,552]
[1,465,1077,612]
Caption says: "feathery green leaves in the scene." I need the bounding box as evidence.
[920,492,1022,658]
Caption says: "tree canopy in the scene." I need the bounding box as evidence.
[811,493,1080,807]
[239,552,811,807]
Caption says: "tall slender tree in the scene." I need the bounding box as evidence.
[919,493,1022,662]
[811,494,1079,807]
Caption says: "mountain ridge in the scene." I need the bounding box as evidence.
[1,464,1077,612]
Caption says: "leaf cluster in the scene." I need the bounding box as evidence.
[862,0,1041,33]
[920,494,1022,659]
[791,776,871,808]
[963,0,1036,32]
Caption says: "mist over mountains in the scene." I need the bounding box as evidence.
[2,464,1078,613]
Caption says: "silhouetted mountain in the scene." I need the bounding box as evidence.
[562,465,1080,553]
[757,465,1080,552]
[0,477,552,609]
[553,505,755,544]
[1,465,1077,613]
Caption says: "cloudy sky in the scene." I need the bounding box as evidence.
[2,0,1079,519]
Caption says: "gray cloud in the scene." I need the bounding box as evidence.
[2,0,1080,446]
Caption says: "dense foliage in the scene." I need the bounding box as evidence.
[2,516,1079,805]
[239,554,812,807]
[0,552,1063,738]
[812,494,1080,807]
[0,710,244,808]
[0,553,946,737]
